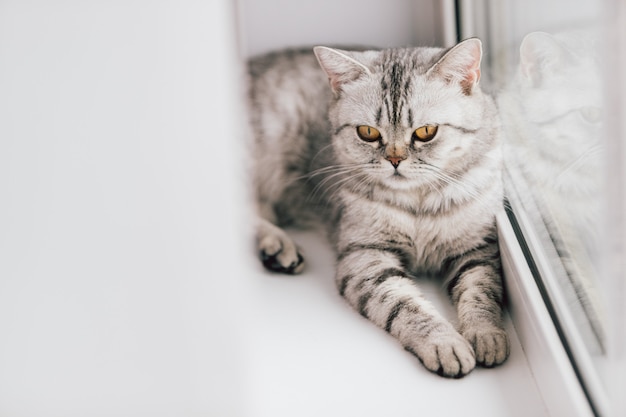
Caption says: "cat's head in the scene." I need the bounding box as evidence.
[515,31,603,150]
[498,31,604,191]
[314,39,499,192]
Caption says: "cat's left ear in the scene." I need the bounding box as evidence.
[314,46,372,95]
[428,38,482,95]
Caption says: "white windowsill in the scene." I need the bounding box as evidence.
[496,209,596,417]
[241,228,551,417]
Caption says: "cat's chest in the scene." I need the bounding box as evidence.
[407,208,485,270]
[338,192,492,272]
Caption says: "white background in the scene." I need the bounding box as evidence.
[237,0,452,56]
[0,1,247,415]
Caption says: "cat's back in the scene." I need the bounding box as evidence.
[247,48,333,226]
[247,48,330,126]
[248,47,323,83]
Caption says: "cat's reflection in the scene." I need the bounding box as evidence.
[499,31,606,350]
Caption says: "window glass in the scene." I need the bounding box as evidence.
[458,0,612,413]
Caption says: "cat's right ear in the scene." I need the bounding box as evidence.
[314,46,372,95]
[519,32,573,87]
[428,38,482,95]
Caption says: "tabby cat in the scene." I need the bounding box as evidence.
[247,38,509,378]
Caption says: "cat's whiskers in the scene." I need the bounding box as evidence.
[326,171,373,203]
[417,163,495,211]
[424,178,446,201]
[309,143,335,169]
[307,164,372,203]
[314,171,372,208]
[307,163,364,179]
[284,163,363,192]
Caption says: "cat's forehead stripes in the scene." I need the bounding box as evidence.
[377,50,419,127]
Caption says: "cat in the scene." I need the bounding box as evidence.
[247,38,510,378]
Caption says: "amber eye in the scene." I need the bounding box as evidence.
[356,125,382,142]
[413,125,438,142]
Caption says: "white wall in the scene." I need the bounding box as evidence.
[0,1,248,415]
[237,0,453,57]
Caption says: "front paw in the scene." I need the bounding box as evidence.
[462,326,510,367]
[257,225,305,274]
[408,327,476,378]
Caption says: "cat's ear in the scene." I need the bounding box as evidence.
[428,38,482,95]
[520,32,573,87]
[314,46,372,95]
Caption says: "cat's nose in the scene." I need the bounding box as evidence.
[386,156,405,169]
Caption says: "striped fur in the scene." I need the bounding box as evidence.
[248,39,509,377]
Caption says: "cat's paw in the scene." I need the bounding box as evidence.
[408,327,476,378]
[257,223,304,274]
[462,326,510,367]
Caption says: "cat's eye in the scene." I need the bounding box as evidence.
[413,125,438,142]
[356,125,381,142]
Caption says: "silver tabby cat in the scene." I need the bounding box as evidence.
[248,38,509,378]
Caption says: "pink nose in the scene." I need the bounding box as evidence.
[386,156,404,169]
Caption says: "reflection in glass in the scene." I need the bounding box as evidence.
[499,30,606,352]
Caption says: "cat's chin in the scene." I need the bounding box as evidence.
[380,173,424,191]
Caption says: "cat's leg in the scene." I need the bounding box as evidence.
[256,216,304,275]
[253,153,307,274]
[337,247,476,377]
[445,242,510,367]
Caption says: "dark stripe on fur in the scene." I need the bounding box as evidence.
[355,267,406,290]
[442,123,479,134]
[385,300,407,332]
[337,243,412,266]
[335,123,352,135]
[384,97,393,126]
[353,267,408,296]
[389,62,404,125]
[484,234,498,245]
[446,258,498,296]
[358,292,373,317]
[338,274,354,296]
[441,232,499,275]
[376,267,409,284]
[441,242,493,274]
